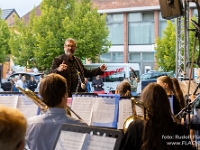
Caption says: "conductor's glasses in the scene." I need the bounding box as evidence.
[65,44,76,48]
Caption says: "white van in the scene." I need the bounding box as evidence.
[84,63,141,94]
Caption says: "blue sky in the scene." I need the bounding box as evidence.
[0,0,42,17]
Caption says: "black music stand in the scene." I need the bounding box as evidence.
[51,123,123,150]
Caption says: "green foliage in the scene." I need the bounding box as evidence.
[9,0,110,71]
[0,10,10,63]
[62,0,111,60]
[9,9,37,68]
[155,21,176,72]
[155,17,199,72]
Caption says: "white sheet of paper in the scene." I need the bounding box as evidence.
[84,134,116,150]
[17,96,38,119]
[71,96,95,125]
[0,96,18,108]
[118,99,133,129]
[55,131,86,150]
[92,97,116,123]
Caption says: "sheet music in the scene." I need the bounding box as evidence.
[55,131,86,150]
[83,134,116,150]
[92,97,116,123]
[118,99,133,129]
[17,96,38,119]
[71,96,95,125]
[0,96,18,108]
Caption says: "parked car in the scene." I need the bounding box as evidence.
[140,70,174,91]
[1,72,44,91]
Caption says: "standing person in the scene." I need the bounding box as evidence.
[50,38,107,97]
[21,76,28,89]
[26,73,87,150]
[129,76,138,96]
[120,83,195,150]
[92,75,104,91]
[85,78,91,93]
[0,105,27,150]
[157,76,181,115]
[10,68,15,74]
[171,77,186,109]
[27,76,37,92]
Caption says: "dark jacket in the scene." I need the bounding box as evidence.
[50,54,104,97]
[28,80,37,92]
[92,78,104,91]
[120,120,195,150]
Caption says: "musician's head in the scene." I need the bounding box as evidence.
[39,73,68,107]
[64,38,77,58]
[141,83,172,119]
[0,105,27,150]
[157,76,175,95]
[116,81,132,97]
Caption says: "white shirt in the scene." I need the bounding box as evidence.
[16,79,23,88]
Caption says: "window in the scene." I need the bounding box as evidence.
[142,52,154,61]
[106,14,124,44]
[100,52,124,62]
[129,53,141,61]
[128,12,154,44]
[193,9,198,17]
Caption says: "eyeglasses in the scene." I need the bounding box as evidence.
[65,44,76,48]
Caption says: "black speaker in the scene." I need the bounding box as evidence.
[159,0,183,20]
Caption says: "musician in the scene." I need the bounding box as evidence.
[120,83,195,150]
[171,77,186,109]
[115,81,132,97]
[157,76,181,115]
[92,75,104,91]
[50,38,107,97]
[26,73,87,150]
[0,105,27,150]
[129,76,138,96]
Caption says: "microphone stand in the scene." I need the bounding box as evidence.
[176,94,200,128]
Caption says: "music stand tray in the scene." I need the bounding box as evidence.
[51,123,123,150]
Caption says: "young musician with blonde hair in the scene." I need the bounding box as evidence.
[0,105,27,150]
[157,76,181,115]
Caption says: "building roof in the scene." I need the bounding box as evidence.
[21,5,41,24]
[1,9,20,20]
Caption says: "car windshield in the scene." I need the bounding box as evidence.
[34,75,42,82]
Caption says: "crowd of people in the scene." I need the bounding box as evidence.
[1,38,199,149]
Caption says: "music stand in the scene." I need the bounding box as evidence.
[51,123,123,150]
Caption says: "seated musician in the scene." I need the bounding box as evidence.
[120,83,195,150]
[115,81,132,97]
[26,73,87,150]
[0,105,27,150]
[157,76,181,115]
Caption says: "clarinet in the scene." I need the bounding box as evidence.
[75,69,86,93]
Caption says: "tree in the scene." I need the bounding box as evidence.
[62,0,111,61]
[9,9,37,69]
[155,17,199,72]
[10,0,110,71]
[155,21,176,72]
[0,10,10,63]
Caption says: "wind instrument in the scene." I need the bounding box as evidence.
[15,85,83,120]
[123,97,149,133]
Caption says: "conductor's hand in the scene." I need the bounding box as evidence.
[57,61,67,72]
[100,64,107,71]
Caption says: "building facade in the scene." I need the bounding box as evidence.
[92,0,197,74]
